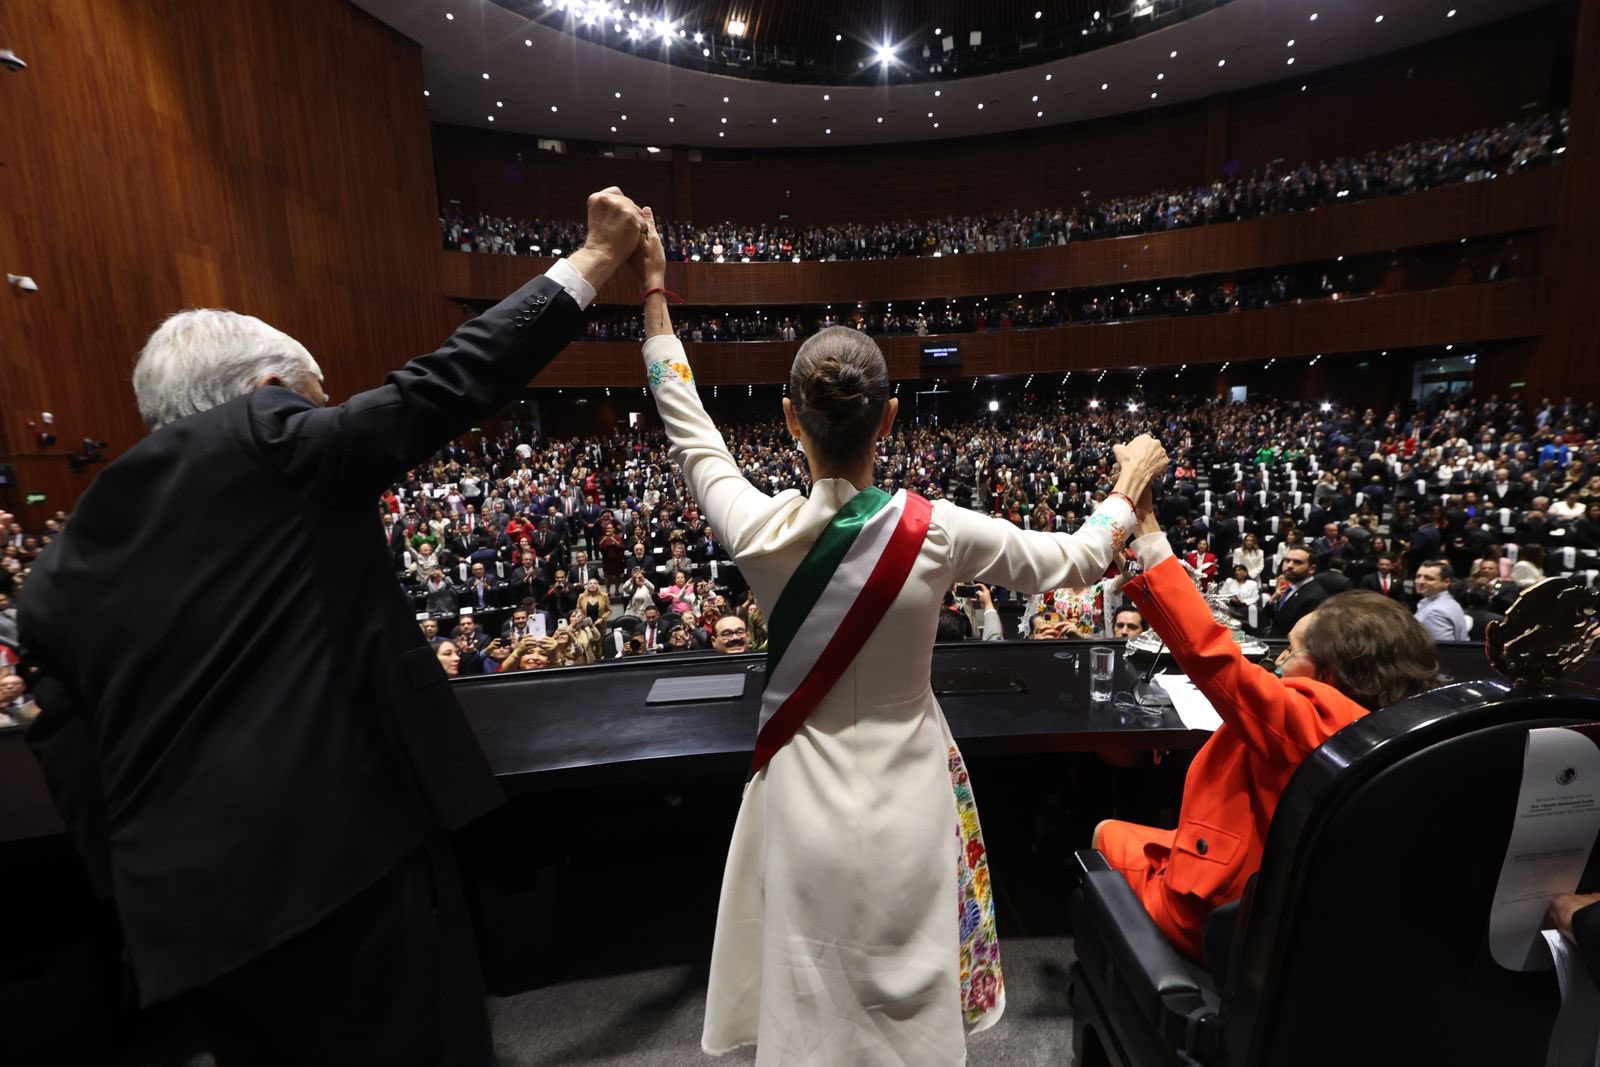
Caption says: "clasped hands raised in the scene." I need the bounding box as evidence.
[566,187,667,292]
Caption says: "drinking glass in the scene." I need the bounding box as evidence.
[1089,646,1116,703]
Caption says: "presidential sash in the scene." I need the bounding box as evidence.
[751,487,932,775]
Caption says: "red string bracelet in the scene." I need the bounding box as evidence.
[643,286,685,304]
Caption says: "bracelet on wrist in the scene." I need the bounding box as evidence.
[1107,491,1137,512]
[643,286,684,304]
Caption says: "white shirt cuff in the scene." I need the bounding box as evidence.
[544,259,597,310]
[1132,531,1175,572]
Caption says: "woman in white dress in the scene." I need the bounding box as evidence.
[631,211,1168,1065]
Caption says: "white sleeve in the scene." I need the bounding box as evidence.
[980,607,1005,641]
[940,496,1135,595]
[642,335,779,557]
[544,259,598,310]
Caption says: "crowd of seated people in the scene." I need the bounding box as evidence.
[571,257,1463,344]
[441,111,1564,263]
[2,389,1590,695]
[342,388,1598,671]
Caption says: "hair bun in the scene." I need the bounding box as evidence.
[807,358,873,417]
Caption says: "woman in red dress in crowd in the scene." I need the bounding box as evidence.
[597,521,626,593]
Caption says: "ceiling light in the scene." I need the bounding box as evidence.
[1156,72,1164,80]
[1037,110,1043,117]
[693,31,703,42]
[835,33,842,41]
[1150,91,1158,98]
[1287,38,1295,46]
[551,105,558,111]
[496,100,503,107]
[928,110,934,117]
[877,116,883,122]
[1286,56,1295,64]
[825,128,831,133]
[609,124,616,131]
[1217,58,1226,66]
[445,11,454,19]
[1032,94,1039,101]
[1309,12,1318,20]
[719,131,724,137]
[726,17,746,36]
[933,122,939,128]
[723,95,730,102]
[977,102,984,109]
[525,38,533,46]
[627,28,638,38]
[935,27,942,34]
[720,116,727,123]
[823,93,830,101]
[423,89,430,96]
[646,146,660,153]
[1093,9,1101,17]
[1170,49,1178,58]
[481,72,490,79]
[668,116,675,122]
[1045,73,1053,80]
[1447,8,1457,15]
[488,115,495,121]
[615,91,622,98]
[702,47,710,55]
[620,114,627,120]
[769,116,777,123]
[1301,84,1307,91]
[934,89,942,97]
[1375,14,1384,22]
[875,44,894,64]
[1101,82,1109,90]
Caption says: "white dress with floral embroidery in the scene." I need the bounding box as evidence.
[640,336,1135,1066]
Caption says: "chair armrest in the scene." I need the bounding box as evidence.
[1072,849,1222,1053]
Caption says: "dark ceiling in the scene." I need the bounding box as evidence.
[632,1,1108,49]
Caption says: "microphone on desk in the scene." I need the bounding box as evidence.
[1132,637,1174,711]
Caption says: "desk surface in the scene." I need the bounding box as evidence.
[0,638,1578,844]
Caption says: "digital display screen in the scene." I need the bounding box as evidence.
[921,341,961,369]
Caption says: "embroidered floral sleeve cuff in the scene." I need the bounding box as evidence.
[642,334,696,390]
[1083,496,1137,556]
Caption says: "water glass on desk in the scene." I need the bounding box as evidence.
[1089,646,1115,703]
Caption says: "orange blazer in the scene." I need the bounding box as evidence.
[1121,555,1370,956]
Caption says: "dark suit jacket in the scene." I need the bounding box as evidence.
[1269,579,1330,638]
[1358,572,1409,603]
[19,274,582,1005]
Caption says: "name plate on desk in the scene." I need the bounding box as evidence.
[931,667,1027,696]
[646,674,748,706]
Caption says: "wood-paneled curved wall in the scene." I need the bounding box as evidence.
[439,169,1559,307]
[522,279,1545,388]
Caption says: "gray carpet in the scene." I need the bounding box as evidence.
[487,936,1078,1067]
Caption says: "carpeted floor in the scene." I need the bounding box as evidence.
[486,935,1078,1067]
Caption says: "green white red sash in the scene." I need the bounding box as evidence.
[752,487,932,775]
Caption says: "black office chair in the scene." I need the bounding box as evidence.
[1068,680,1600,1067]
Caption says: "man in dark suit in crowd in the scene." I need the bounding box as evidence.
[1358,553,1409,604]
[1269,546,1330,638]
[18,188,648,1065]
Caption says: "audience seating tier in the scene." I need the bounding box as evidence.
[438,170,1557,308]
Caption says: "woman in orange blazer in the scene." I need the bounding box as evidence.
[1094,502,1439,961]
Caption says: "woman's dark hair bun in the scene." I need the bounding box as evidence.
[789,327,890,468]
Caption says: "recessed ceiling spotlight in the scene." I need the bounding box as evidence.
[825,128,831,134]
[1150,91,1157,98]
[1447,7,1457,15]
[877,116,883,122]
[524,39,532,46]
[823,93,830,101]
[496,100,503,107]
[609,124,616,131]
[933,122,939,128]
[1034,9,1042,17]
[1217,58,1225,66]
[935,26,942,34]
[615,91,622,98]
[551,105,558,112]
[423,89,430,96]
[1156,72,1164,80]
[628,28,638,38]
[1301,84,1307,91]
[720,116,727,123]
[723,95,730,102]
[1032,95,1039,102]
[1037,110,1043,117]
[726,16,746,36]
[481,72,490,79]
[934,89,942,97]
[445,11,454,19]
[719,131,725,137]
[693,31,703,42]
[1374,14,1384,22]
[488,115,495,121]
[771,117,778,123]
[1045,73,1053,81]
[977,102,984,109]
[1287,38,1295,46]
[620,114,627,120]
[668,116,675,122]
[836,33,843,41]
[928,110,934,117]
[702,47,710,55]
[1286,56,1295,64]
[1170,49,1178,58]
[1101,82,1109,90]
[1309,12,1318,21]
[876,44,894,63]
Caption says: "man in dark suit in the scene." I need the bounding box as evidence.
[1358,553,1409,603]
[1269,547,1331,638]
[18,188,648,1064]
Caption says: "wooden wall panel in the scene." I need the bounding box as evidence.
[439,169,1559,306]
[0,0,454,515]
[517,279,1546,387]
